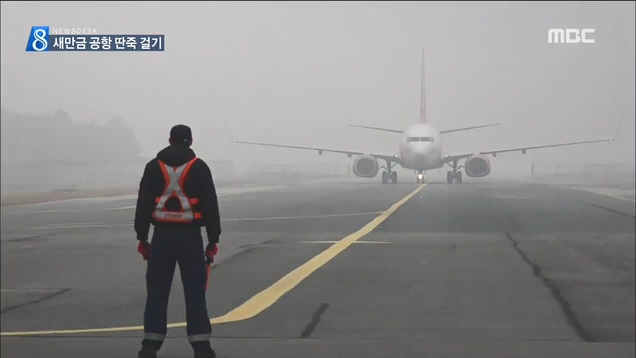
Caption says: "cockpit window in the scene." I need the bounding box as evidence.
[406,137,435,143]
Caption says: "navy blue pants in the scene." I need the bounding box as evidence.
[142,226,212,352]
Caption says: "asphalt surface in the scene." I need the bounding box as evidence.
[1,176,634,358]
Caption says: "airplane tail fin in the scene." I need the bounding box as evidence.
[420,49,426,123]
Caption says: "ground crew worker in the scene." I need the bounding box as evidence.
[134,124,221,358]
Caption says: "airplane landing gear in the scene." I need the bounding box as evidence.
[446,170,462,184]
[381,160,398,184]
[416,170,425,184]
[445,160,463,184]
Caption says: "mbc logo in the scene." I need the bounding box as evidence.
[548,29,595,44]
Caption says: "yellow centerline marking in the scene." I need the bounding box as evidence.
[300,240,391,244]
[1,183,428,337]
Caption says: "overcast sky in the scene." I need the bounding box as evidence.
[1,1,634,173]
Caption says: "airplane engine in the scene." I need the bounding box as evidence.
[352,155,379,178]
[464,154,491,177]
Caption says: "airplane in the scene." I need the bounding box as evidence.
[233,50,618,184]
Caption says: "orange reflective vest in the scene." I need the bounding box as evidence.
[152,158,202,223]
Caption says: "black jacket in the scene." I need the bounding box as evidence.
[134,145,221,243]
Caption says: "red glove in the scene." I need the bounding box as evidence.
[205,243,218,265]
[138,241,151,261]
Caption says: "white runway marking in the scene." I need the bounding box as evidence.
[10,194,140,207]
[605,194,635,203]
[528,180,636,203]
[493,196,536,200]
[0,288,60,293]
[216,185,288,197]
[563,185,636,203]
[5,206,137,215]
[30,223,118,229]
[29,211,385,230]
[7,185,289,215]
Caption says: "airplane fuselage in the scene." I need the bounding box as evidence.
[398,123,443,171]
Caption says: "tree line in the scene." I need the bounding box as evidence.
[1,107,141,163]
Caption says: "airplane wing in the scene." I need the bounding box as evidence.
[443,120,621,163]
[346,124,402,133]
[442,138,614,164]
[232,140,401,164]
[439,123,501,134]
[347,122,500,134]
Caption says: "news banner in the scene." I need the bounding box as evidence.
[26,26,164,52]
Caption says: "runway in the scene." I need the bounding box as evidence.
[1,177,634,358]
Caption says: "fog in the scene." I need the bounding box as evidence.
[1,1,634,193]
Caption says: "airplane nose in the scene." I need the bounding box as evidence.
[415,152,428,162]
[405,142,432,163]
[408,142,431,151]
[407,144,433,166]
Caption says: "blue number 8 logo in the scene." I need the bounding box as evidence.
[32,29,48,51]
[26,26,49,52]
